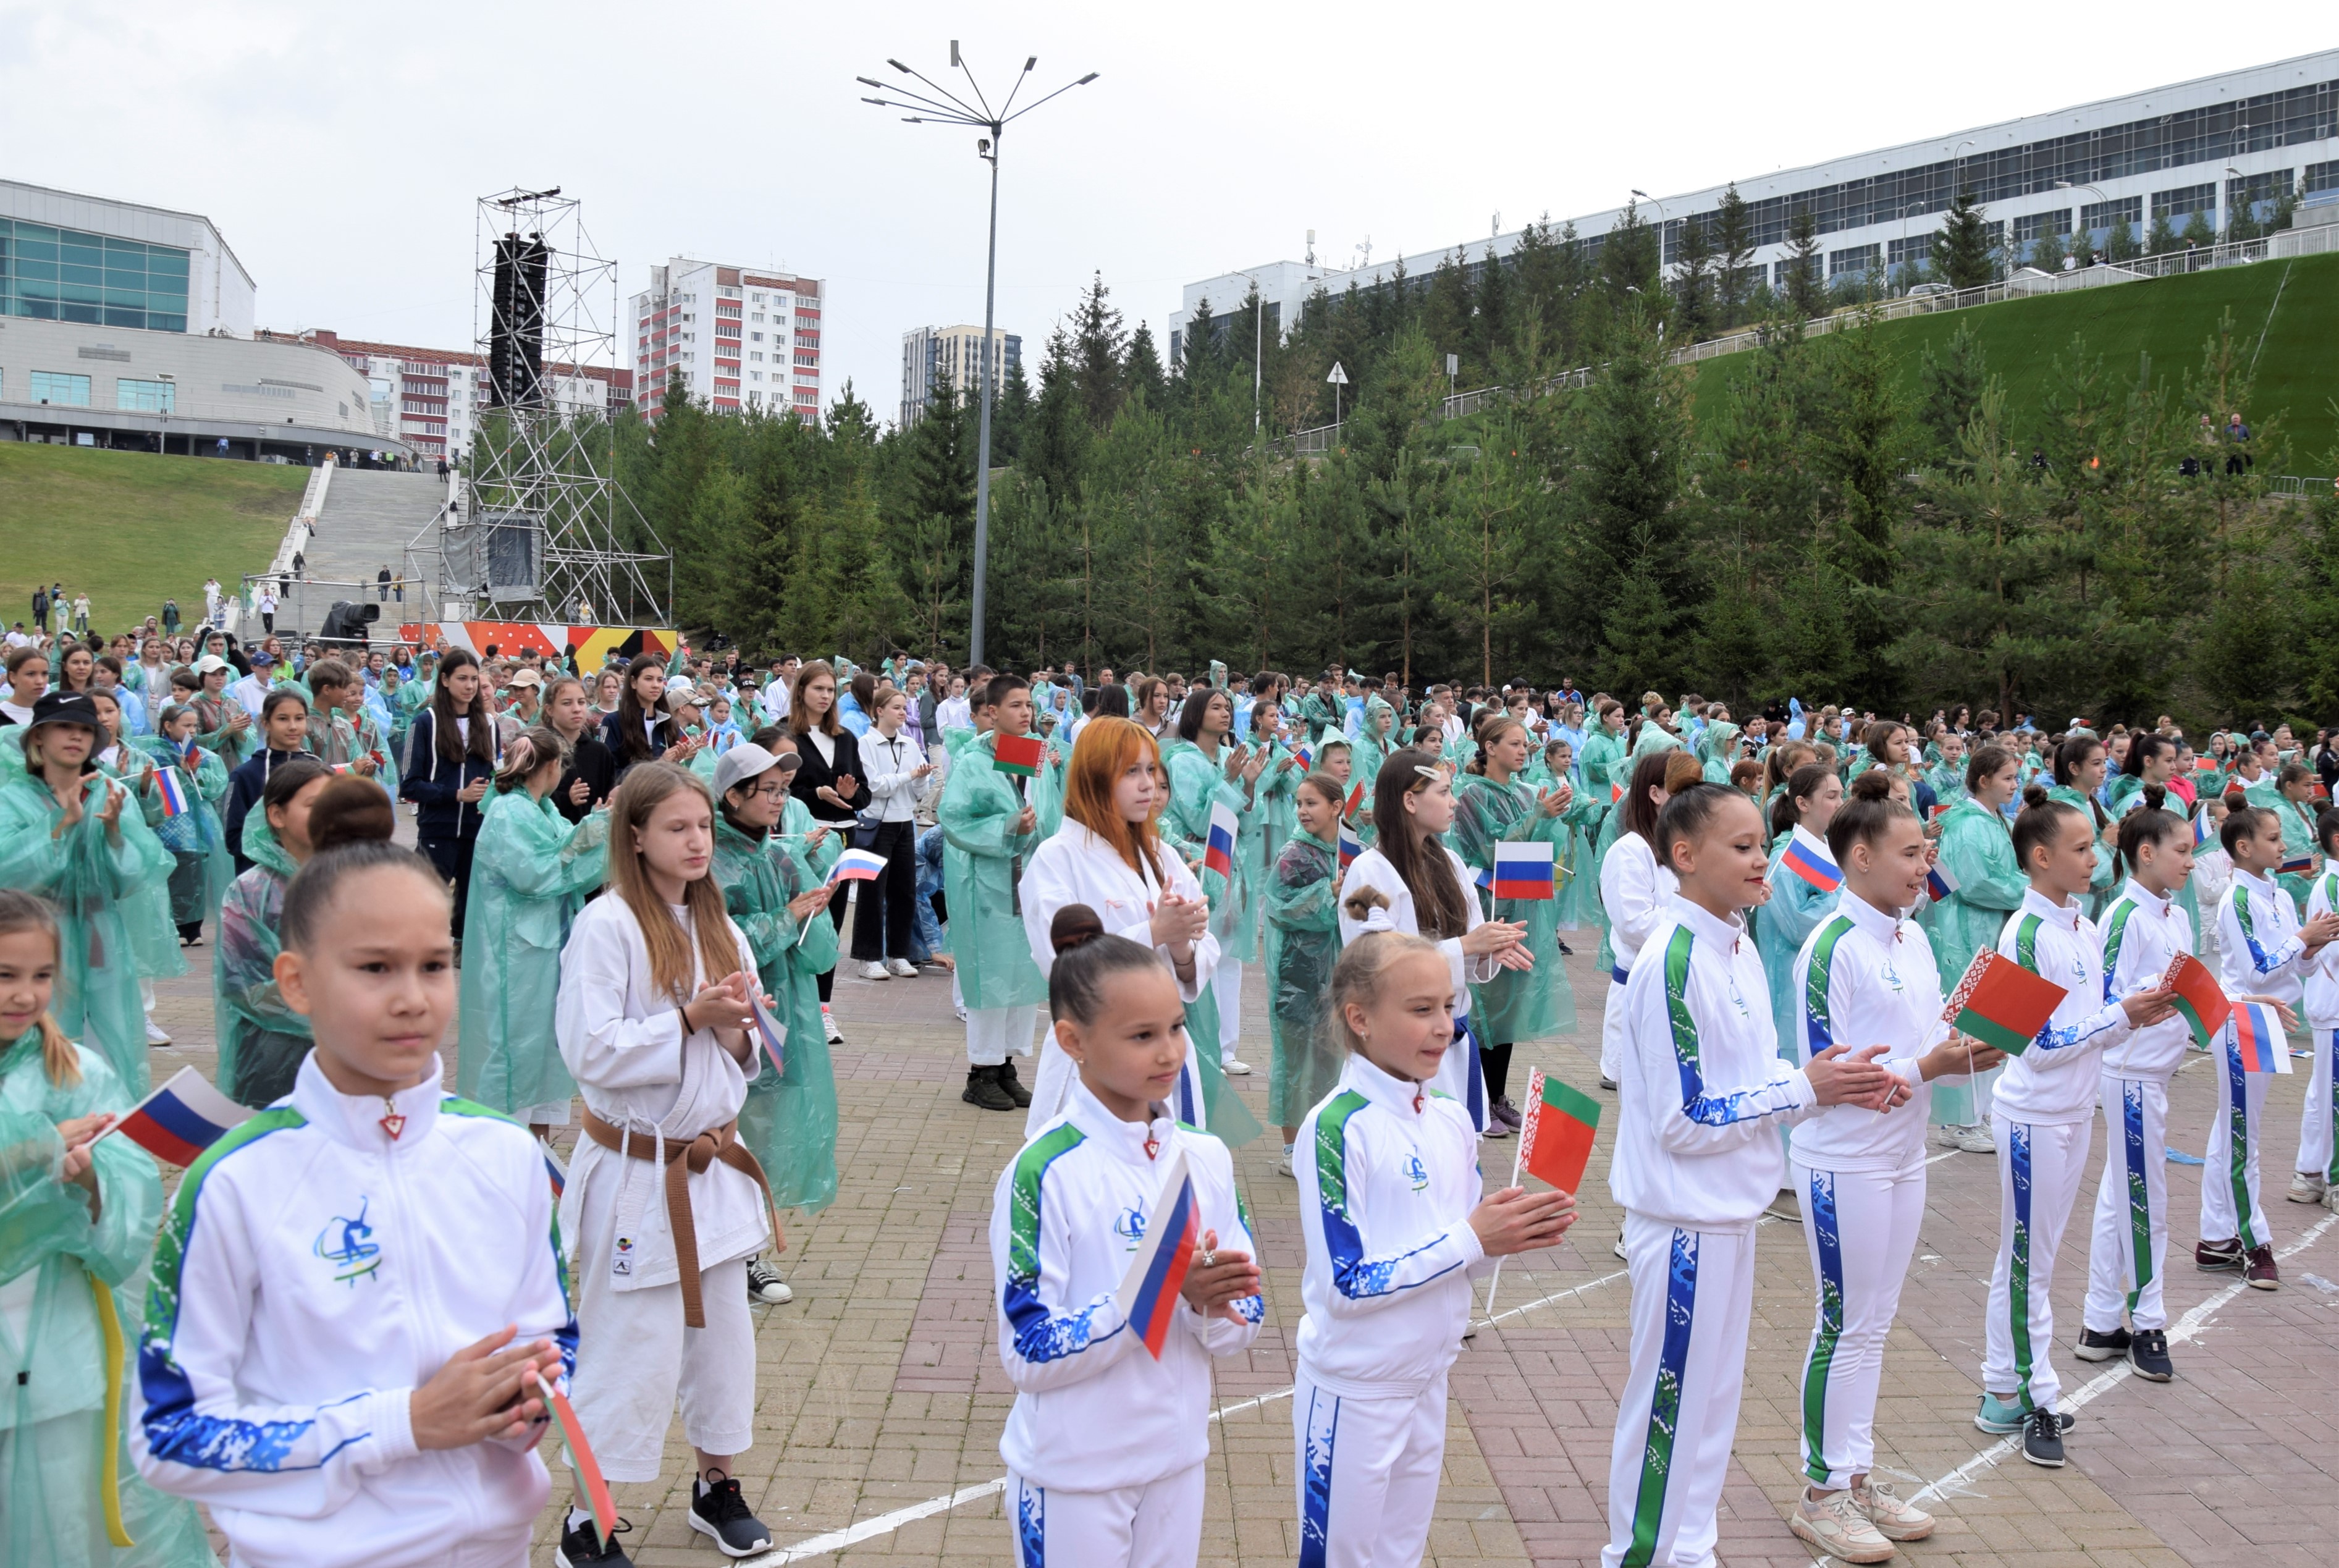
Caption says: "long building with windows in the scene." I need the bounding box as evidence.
[1173,50,2339,361]
[630,258,823,421]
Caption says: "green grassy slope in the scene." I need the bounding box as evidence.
[1688,249,2339,468]
[0,445,306,634]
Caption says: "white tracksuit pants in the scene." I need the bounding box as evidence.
[2201,1035,2274,1249]
[1983,1114,2091,1410]
[1294,1373,1448,1568]
[2295,1026,2339,1186]
[1215,952,1244,1058]
[1601,1213,1758,1568]
[1599,977,1628,1082]
[1793,1159,1926,1489]
[2084,1075,2172,1333]
[1008,1462,1203,1568]
[967,1004,1039,1067]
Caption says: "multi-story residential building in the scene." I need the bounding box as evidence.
[630,259,822,421]
[898,324,1021,428]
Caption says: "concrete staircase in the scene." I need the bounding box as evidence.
[273,468,447,637]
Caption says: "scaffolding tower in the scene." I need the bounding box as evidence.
[439,187,670,626]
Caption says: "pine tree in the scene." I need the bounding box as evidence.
[1124,322,1167,410]
[1421,250,1473,382]
[1024,331,1090,505]
[992,357,1035,465]
[1427,416,1542,684]
[1671,216,1714,343]
[2147,214,2179,255]
[2028,227,2067,274]
[1599,202,1663,321]
[1931,191,1999,289]
[1783,211,1827,321]
[1473,243,1511,377]
[1179,294,1222,387]
[1814,312,1905,705]
[1071,272,1128,430]
[2181,209,2216,248]
[1915,321,1987,465]
[1563,310,1691,668]
[1714,183,1757,328]
[2104,216,2141,263]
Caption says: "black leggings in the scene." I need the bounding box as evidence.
[818,880,850,1003]
[1480,1040,1515,1105]
[850,820,919,961]
[418,833,478,940]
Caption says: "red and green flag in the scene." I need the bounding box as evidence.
[1518,1068,1601,1193]
[1939,950,2067,1056]
[992,732,1043,778]
[2160,952,2232,1050]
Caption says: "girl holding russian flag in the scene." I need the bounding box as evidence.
[1921,744,2029,1152]
[1758,763,1845,1056]
[990,903,1262,1568]
[0,888,213,1568]
[138,704,232,946]
[1161,682,1268,1078]
[1266,773,1348,1171]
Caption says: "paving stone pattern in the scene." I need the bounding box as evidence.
[147,894,2339,1567]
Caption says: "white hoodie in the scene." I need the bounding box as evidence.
[1610,895,1820,1230]
[990,1080,1261,1492]
[1790,888,1949,1174]
[133,1053,573,1568]
[2218,865,2309,1012]
[2304,871,2339,1027]
[2099,878,2198,1080]
[1991,888,2136,1124]
[1294,1053,1489,1399]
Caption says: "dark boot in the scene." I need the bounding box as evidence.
[962,1063,1016,1112]
[997,1057,1035,1108]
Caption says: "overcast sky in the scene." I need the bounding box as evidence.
[4,2,2330,422]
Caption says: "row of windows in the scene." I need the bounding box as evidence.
[0,219,193,333]
[14,370,178,411]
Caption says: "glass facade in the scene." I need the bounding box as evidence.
[0,219,191,332]
[116,377,175,412]
[2152,182,2217,221]
[28,371,91,406]
[2080,196,2145,232]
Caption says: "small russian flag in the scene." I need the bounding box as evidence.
[1338,827,1362,872]
[2281,852,2317,877]
[1925,858,1959,901]
[180,738,201,769]
[1294,744,1313,773]
[542,1143,568,1202]
[751,994,787,1077]
[1493,840,1556,901]
[1781,837,1842,893]
[2193,807,2215,846]
[828,848,888,884]
[1203,802,1239,879]
[154,767,192,819]
[107,1067,253,1166]
[1113,1147,1202,1360]
[2231,1001,2293,1074]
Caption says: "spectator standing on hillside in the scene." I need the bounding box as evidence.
[30,585,46,633]
[161,597,181,636]
[377,564,394,602]
[256,582,277,634]
[70,592,90,636]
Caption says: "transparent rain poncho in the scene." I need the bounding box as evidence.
[126,736,231,932]
[1918,798,2029,1126]
[714,817,840,1213]
[937,731,1047,1012]
[1263,828,1345,1129]
[210,813,308,1108]
[1452,773,1578,1045]
[1160,736,1258,964]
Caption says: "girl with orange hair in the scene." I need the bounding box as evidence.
[1020,717,1220,1133]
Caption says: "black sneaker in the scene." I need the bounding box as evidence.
[1557,938,1574,955]
[2074,1325,2131,1362]
[555,1514,633,1567]
[997,1057,1034,1108]
[689,1472,773,1557]
[2021,1406,2066,1468]
[2128,1327,2174,1381]
[963,1064,1016,1112]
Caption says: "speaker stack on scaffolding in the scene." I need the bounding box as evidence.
[419,187,670,626]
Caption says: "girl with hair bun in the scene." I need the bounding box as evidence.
[986,902,1262,1568]
[211,759,336,1108]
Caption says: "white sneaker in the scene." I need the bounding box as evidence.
[2288,1171,2327,1205]
[859,961,890,982]
[1221,1058,1253,1076]
[744,1257,794,1305]
[822,1006,844,1043]
[953,1005,968,1022]
[1956,1124,1998,1154]
[1789,1490,1894,1564]
[145,1020,171,1046]
[886,958,919,979]
[1278,1148,1296,1176]
[1852,1482,1935,1541]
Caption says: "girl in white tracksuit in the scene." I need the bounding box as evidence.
[2294,822,2339,1207]
[1598,753,1681,1085]
[2078,804,2198,1376]
[1603,785,1892,1568]
[1338,746,1527,1132]
[2202,804,2339,1271]
[1294,924,1574,1568]
[1980,789,2173,1461]
[1785,793,2001,1562]
[135,824,573,1568]
[991,904,1263,1568]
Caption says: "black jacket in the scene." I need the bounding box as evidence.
[222,747,306,873]
[398,709,495,842]
[788,726,868,827]
[556,735,618,823]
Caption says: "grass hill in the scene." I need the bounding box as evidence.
[1688,248,2339,469]
[0,444,305,636]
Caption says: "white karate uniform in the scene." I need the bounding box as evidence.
[2084,880,2195,1335]
[1789,890,1949,1489]
[1018,824,1220,1136]
[554,895,769,1481]
[2295,871,2339,1187]
[1338,845,1501,1129]
[991,1083,1262,1567]
[1292,1054,1489,1568]
[2204,867,2309,1248]
[1598,832,1677,1082]
[1984,890,2135,1410]
[1604,896,1821,1568]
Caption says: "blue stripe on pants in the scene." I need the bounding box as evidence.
[1016,1477,1044,1567]
[1620,1229,1700,1568]
[1299,1385,1339,1568]
[1456,1016,1486,1128]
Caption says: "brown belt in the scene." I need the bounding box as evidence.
[581,1109,781,1328]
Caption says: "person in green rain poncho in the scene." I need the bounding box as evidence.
[1919,744,2028,1149]
[1629,703,1683,761]
[1541,735,1605,935]
[2104,733,2175,819]
[1160,681,1268,1076]
[457,729,610,1135]
[1451,717,1578,1132]
[1756,762,1844,1053]
[186,655,254,770]
[2044,735,2122,916]
[211,759,333,1109]
[1245,700,1304,908]
[79,694,188,1035]
[1924,727,1971,813]
[0,893,214,1568]
[1266,775,1347,1171]
[0,696,173,1100]
[938,675,1048,1111]
[1348,692,1399,845]
[2248,761,2323,914]
[1696,710,1742,785]
[131,707,233,946]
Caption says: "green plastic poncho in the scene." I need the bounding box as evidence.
[1629,720,1682,761]
[938,730,1046,1011]
[1918,798,2028,1125]
[1453,774,1578,1045]
[0,772,172,1100]
[1349,697,1398,845]
[127,737,231,932]
[188,693,252,771]
[2248,783,2319,915]
[75,744,185,990]
[1924,758,1969,812]
[1696,720,1741,785]
[1160,736,1258,964]
[457,789,609,1121]
[211,814,308,1108]
[1264,828,1344,1130]
[0,1031,215,1568]
[714,818,840,1213]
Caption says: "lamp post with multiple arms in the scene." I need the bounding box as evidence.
[858,44,1098,667]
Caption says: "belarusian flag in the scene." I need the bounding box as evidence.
[2159,951,2231,1050]
[1518,1068,1600,1193]
[1938,950,2067,1056]
[992,732,1043,777]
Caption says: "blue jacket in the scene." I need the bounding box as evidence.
[398,709,494,842]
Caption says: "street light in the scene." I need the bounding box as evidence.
[1223,270,1269,437]
[2055,179,2107,259]
[859,43,1099,667]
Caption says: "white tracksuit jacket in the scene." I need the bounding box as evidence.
[1610,895,1822,1230]
[1293,1053,1490,1399]
[2098,879,2197,1081]
[2219,866,2309,1012]
[2303,871,2339,1027]
[990,1080,1263,1492]
[133,1052,575,1568]
[1790,890,1949,1173]
[1993,888,2138,1125]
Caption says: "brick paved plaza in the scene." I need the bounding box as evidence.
[148,904,2339,1567]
